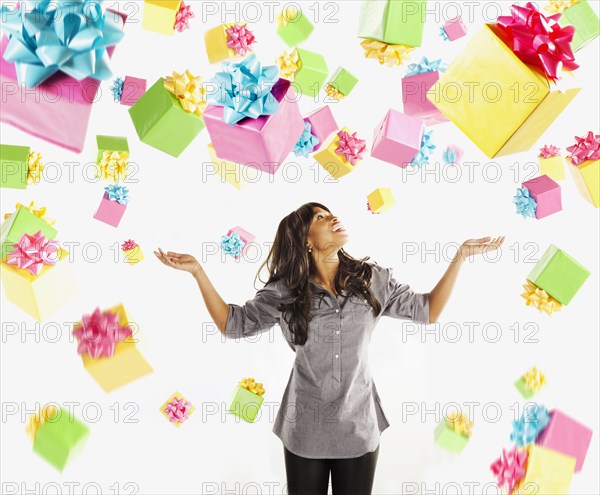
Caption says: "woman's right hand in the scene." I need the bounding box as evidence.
[154,247,202,275]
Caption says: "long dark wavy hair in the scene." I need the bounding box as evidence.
[255,202,383,345]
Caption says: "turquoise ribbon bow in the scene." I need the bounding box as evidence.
[405,57,448,77]
[410,129,436,167]
[510,404,550,447]
[104,184,129,204]
[513,187,537,219]
[110,76,124,102]
[439,26,450,41]
[221,232,246,259]
[293,121,320,158]
[1,0,125,87]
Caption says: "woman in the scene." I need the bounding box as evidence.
[154,202,504,495]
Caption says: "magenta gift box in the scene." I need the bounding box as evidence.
[204,78,304,174]
[537,410,593,472]
[523,175,562,219]
[121,76,147,106]
[227,226,255,258]
[402,71,448,125]
[304,106,338,151]
[444,17,467,41]
[371,109,424,168]
[93,193,127,228]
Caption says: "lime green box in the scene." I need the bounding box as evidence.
[358,0,427,47]
[558,0,599,51]
[328,67,358,97]
[294,48,328,97]
[514,377,535,399]
[96,135,129,163]
[277,8,314,47]
[434,420,469,453]
[1,144,29,189]
[228,385,264,423]
[1,206,57,260]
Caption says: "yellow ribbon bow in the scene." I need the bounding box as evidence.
[360,39,415,67]
[276,49,301,81]
[98,151,129,182]
[27,151,44,185]
[164,70,207,117]
[523,366,547,393]
[238,377,265,396]
[324,83,345,101]
[26,405,58,441]
[545,0,580,14]
[445,411,473,437]
[277,7,298,27]
[521,280,562,315]
[3,201,56,225]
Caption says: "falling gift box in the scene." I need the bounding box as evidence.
[228,378,265,423]
[120,76,147,106]
[527,245,590,306]
[0,144,29,189]
[304,107,338,152]
[567,131,599,208]
[160,392,196,427]
[367,188,396,213]
[93,185,130,228]
[73,304,153,392]
[325,67,358,100]
[358,0,427,47]
[207,143,250,190]
[434,412,473,453]
[96,136,130,182]
[204,23,256,64]
[314,128,367,179]
[142,0,182,35]
[121,240,144,266]
[538,145,565,181]
[514,366,546,399]
[551,0,600,51]
[221,227,256,260]
[427,12,581,158]
[371,109,424,168]
[441,17,467,41]
[276,7,314,47]
[521,175,562,220]
[513,445,576,495]
[402,58,449,125]
[1,203,57,260]
[280,48,329,98]
[0,6,126,153]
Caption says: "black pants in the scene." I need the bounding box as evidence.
[284,444,380,495]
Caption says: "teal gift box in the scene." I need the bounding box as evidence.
[1,144,29,189]
[96,135,129,163]
[358,0,427,47]
[1,205,57,260]
[556,0,600,51]
[294,48,328,98]
[228,385,264,423]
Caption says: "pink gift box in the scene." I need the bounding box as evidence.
[93,192,128,228]
[402,71,448,125]
[444,17,467,41]
[204,79,304,174]
[227,226,255,258]
[121,76,147,106]
[537,410,593,472]
[523,174,562,219]
[304,106,339,152]
[371,109,424,169]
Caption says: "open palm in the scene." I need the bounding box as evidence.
[154,248,201,274]
[459,236,505,259]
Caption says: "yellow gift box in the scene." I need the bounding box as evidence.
[540,156,565,181]
[123,247,144,266]
[159,391,196,427]
[74,304,153,393]
[367,188,396,213]
[207,144,249,190]
[1,247,76,321]
[427,24,581,158]
[313,127,358,179]
[514,445,576,495]
[142,0,181,36]
[204,24,248,64]
[569,158,599,207]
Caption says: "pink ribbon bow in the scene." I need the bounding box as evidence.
[226,23,256,56]
[539,144,561,158]
[121,239,138,251]
[490,446,528,494]
[336,130,367,165]
[164,397,193,424]
[6,231,58,276]
[73,307,132,359]
[566,131,600,165]
[174,2,194,33]
[497,2,578,81]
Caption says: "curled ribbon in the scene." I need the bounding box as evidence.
[405,57,447,77]
[174,2,194,33]
[336,130,366,165]
[104,184,130,205]
[276,49,301,81]
[110,77,124,103]
[545,0,580,14]
[238,377,265,396]
[442,145,463,165]
[566,131,600,165]
[439,26,450,41]
[6,231,59,276]
[510,404,550,446]
[98,151,129,182]
[293,121,320,158]
[3,201,55,225]
[164,396,193,424]
[164,70,207,117]
[121,239,138,251]
[27,151,44,185]
[410,129,436,167]
[324,83,345,100]
[360,40,415,67]
[221,231,246,260]
[522,366,547,392]
[513,188,537,219]
[539,144,561,158]
[445,411,473,437]
[226,23,256,56]
[490,446,528,494]
[26,405,58,441]
[73,306,132,359]
[496,2,578,82]
[521,280,562,315]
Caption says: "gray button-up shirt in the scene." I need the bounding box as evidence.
[225,263,430,459]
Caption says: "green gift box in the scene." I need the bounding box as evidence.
[33,409,89,471]
[96,135,129,163]
[327,67,358,97]
[434,420,469,453]
[557,0,600,51]
[228,385,264,423]
[514,377,535,399]
[294,48,329,97]
[129,78,205,158]
[1,144,29,190]
[358,0,427,47]
[527,244,590,306]
[276,7,314,47]
[1,206,57,260]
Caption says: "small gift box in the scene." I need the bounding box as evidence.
[93,185,130,228]
[73,304,153,392]
[427,7,581,159]
[358,0,427,47]
[360,39,415,67]
[371,109,424,168]
[511,404,550,447]
[515,366,546,399]
[314,128,366,179]
[228,377,265,423]
[304,106,338,152]
[538,145,565,181]
[325,67,358,100]
[441,17,467,41]
[1,233,76,321]
[28,406,89,472]
[207,143,250,190]
[548,0,600,51]
[142,0,182,35]
[527,244,590,306]
[122,240,144,266]
[367,188,396,213]
[536,409,593,472]
[490,446,528,495]
[205,23,256,64]
[434,411,473,453]
[517,175,562,220]
[0,145,43,189]
[1,202,57,260]
[402,58,448,125]
[513,445,576,495]
[204,55,304,173]
[120,76,147,106]
[277,48,328,98]
[567,131,599,207]
[221,227,255,260]
[276,7,314,47]
[160,392,195,427]
[129,71,206,158]
[96,136,130,182]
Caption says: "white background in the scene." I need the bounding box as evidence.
[1,1,599,494]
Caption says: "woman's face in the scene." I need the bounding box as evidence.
[306,207,349,253]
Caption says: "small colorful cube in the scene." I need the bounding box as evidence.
[538,144,565,181]
[205,23,256,64]
[96,135,129,182]
[1,203,57,260]
[517,175,562,220]
[1,144,31,189]
[142,0,182,35]
[371,109,424,168]
[222,227,255,260]
[160,392,195,427]
[304,106,338,152]
[367,188,396,213]
[279,48,328,98]
[567,131,599,208]
[514,366,546,399]
[120,77,147,106]
[325,67,358,100]
[517,445,576,494]
[434,411,473,453]
[276,6,314,47]
[122,239,144,266]
[207,143,250,190]
[314,127,366,179]
[440,17,467,41]
[93,184,130,228]
[228,377,265,423]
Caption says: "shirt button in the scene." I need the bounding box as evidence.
[335,309,340,313]
[335,354,339,359]
[335,330,340,334]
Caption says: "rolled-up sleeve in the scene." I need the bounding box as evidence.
[378,266,430,324]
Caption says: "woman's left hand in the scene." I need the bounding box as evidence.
[456,236,505,261]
